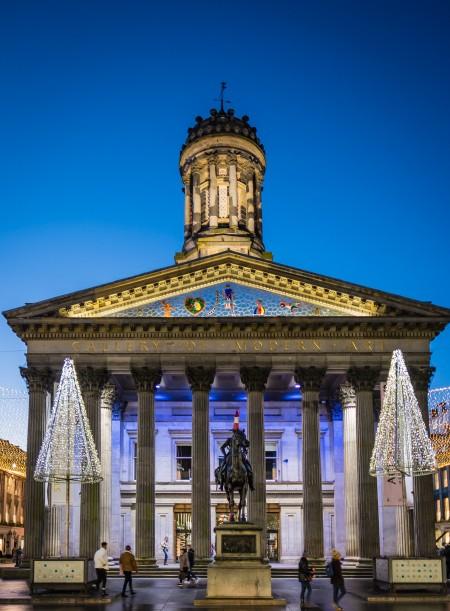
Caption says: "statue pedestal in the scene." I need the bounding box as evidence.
[194,523,286,607]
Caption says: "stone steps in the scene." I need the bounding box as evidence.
[107,565,373,579]
[1,564,373,580]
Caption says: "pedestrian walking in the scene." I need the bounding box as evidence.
[328,549,346,611]
[119,545,137,597]
[178,548,190,586]
[93,542,109,595]
[298,554,313,607]
[161,536,169,565]
[14,547,23,568]
[187,547,199,583]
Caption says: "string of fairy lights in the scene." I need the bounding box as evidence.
[34,357,102,483]
[370,349,437,477]
[0,386,28,450]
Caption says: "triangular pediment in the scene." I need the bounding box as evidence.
[105,281,348,318]
[4,252,450,322]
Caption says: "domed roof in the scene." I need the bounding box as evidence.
[181,108,264,153]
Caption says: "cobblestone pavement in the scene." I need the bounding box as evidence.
[0,578,449,611]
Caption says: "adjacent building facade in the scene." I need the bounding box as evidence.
[0,439,25,555]
[5,105,450,562]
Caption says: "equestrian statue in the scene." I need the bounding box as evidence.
[215,411,254,522]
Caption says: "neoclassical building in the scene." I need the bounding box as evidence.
[5,105,450,564]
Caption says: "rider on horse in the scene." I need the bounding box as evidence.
[217,411,254,492]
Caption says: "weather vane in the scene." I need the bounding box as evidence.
[215,81,231,112]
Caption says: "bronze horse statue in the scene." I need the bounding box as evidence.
[215,428,252,522]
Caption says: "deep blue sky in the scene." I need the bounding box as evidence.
[1,0,449,394]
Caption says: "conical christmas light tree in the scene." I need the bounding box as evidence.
[34,357,102,555]
[370,349,436,477]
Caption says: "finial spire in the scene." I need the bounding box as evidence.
[217,81,231,112]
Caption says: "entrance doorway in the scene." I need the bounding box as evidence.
[174,504,191,560]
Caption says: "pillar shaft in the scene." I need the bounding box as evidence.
[192,171,201,233]
[348,367,380,559]
[100,384,116,548]
[340,382,359,558]
[229,161,238,227]
[20,367,53,560]
[186,366,215,561]
[295,367,325,559]
[78,367,108,558]
[132,368,161,561]
[241,367,270,552]
[247,176,255,233]
[411,367,435,557]
[183,178,191,238]
[209,162,218,228]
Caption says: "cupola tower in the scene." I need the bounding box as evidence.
[176,105,271,263]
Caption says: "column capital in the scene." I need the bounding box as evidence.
[410,366,435,392]
[339,381,356,408]
[347,366,379,391]
[240,366,270,392]
[186,366,215,392]
[131,367,162,393]
[101,383,118,410]
[294,366,326,392]
[77,367,109,395]
[20,367,54,393]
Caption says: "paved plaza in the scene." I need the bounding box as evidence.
[0,578,449,611]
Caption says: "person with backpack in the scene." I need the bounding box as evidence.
[327,549,346,611]
[298,554,314,607]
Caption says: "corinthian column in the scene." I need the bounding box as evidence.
[183,177,192,239]
[78,366,108,558]
[295,366,326,559]
[229,159,238,228]
[100,383,117,549]
[347,366,380,559]
[192,169,201,234]
[131,367,162,561]
[411,366,435,557]
[240,366,270,550]
[20,367,53,560]
[186,366,215,561]
[339,381,359,558]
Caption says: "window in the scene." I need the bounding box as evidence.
[436,499,442,522]
[265,442,278,481]
[176,444,192,480]
[445,497,450,521]
[435,472,441,490]
[133,442,137,480]
[444,469,449,488]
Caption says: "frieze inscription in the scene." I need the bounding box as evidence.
[25,337,429,356]
[68,338,382,353]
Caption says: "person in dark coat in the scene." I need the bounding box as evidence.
[187,547,199,583]
[444,543,450,578]
[298,554,313,606]
[330,549,346,610]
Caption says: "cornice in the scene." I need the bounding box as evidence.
[58,261,381,318]
[7,315,447,342]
